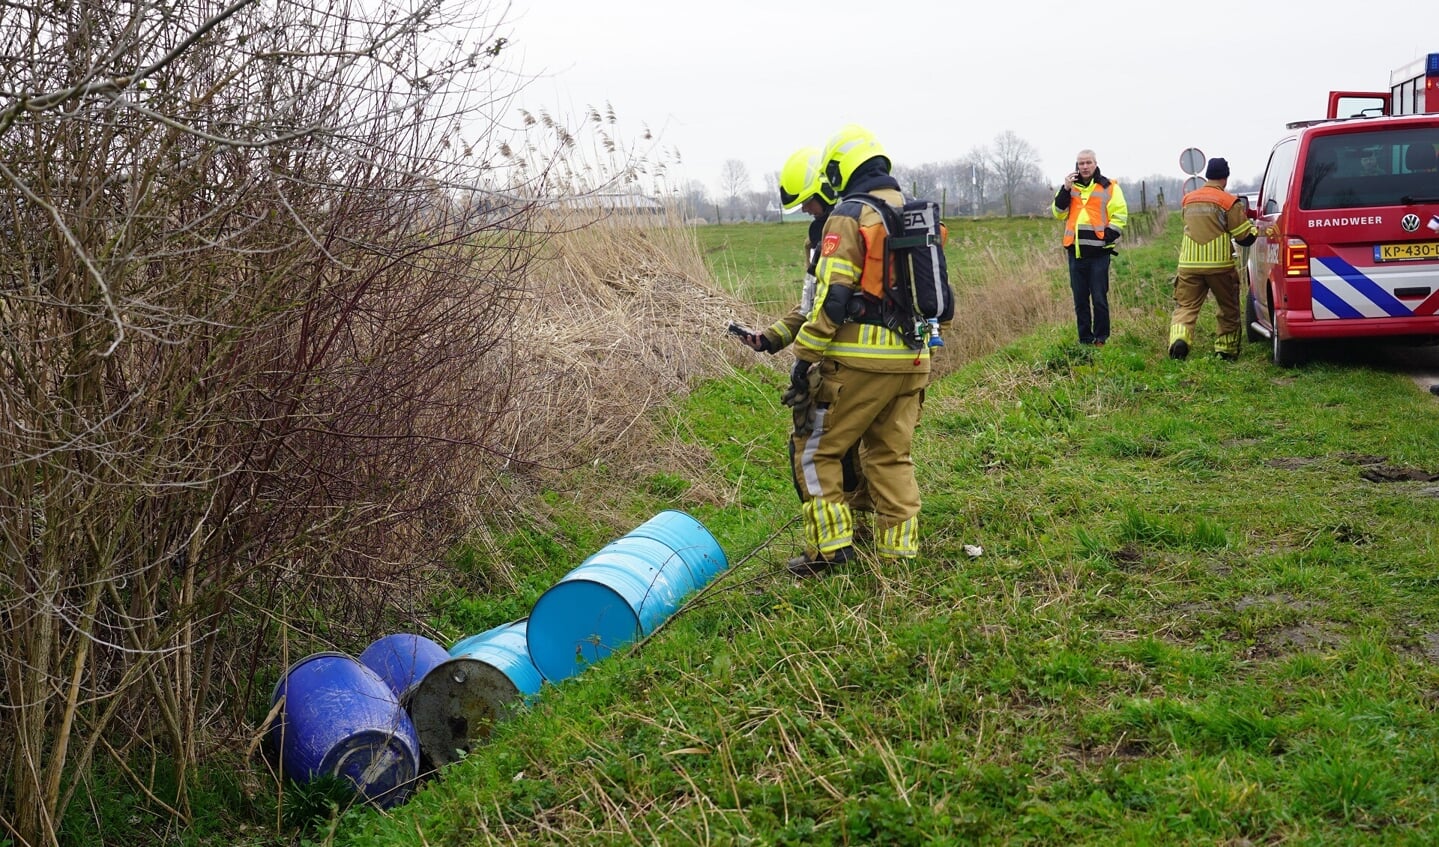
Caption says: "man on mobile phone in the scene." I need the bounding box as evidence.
[1052,149,1128,347]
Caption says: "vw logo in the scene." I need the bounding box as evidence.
[1402,213,1421,232]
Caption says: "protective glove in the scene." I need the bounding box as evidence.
[744,332,775,353]
[781,360,821,437]
[781,359,812,405]
[1104,226,1122,244]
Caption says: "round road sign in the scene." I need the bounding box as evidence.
[1179,147,1206,176]
[1182,175,1204,195]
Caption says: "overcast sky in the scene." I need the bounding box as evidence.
[495,0,1437,196]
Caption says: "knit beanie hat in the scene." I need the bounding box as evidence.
[1205,158,1230,180]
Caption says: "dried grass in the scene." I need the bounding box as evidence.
[933,244,1069,380]
[477,209,759,528]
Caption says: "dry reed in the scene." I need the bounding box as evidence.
[473,208,759,535]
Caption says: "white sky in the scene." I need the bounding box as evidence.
[493,0,1437,196]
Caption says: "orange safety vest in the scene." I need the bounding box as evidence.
[1062,181,1115,249]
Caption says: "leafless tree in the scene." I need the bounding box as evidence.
[0,0,569,843]
[679,179,713,221]
[718,159,750,222]
[989,131,1044,217]
[962,145,993,216]
[894,161,971,216]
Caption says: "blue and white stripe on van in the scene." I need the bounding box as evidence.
[1310,255,1439,319]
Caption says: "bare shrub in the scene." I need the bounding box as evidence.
[0,0,589,841]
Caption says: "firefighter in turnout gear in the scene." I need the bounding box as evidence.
[739,148,873,525]
[743,147,838,355]
[1053,149,1128,345]
[1168,158,1259,361]
[783,125,930,576]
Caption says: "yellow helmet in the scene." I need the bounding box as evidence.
[820,124,888,193]
[777,146,837,211]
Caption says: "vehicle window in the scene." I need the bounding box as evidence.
[1299,127,1439,209]
[1261,139,1297,216]
[1333,94,1388,118]
[1394,79,1421,116]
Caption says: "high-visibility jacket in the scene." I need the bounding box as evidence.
[761,216,828,351]
[1053,177,1128,257]
[800,185,931,374]
[1178,182,1258,271]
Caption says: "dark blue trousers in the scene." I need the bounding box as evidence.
[1067,252,1112,344]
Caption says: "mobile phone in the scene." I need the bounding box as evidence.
[727,321,755,338]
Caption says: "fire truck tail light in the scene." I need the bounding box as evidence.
[1283,238,1309,277]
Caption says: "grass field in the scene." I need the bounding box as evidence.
[320,213,1439,846]
[697,215,1067,312]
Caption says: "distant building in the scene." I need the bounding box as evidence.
[561,193,665,215]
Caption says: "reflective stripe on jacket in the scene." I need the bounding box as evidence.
[1053,178,1128,257]
[1064,182,1112,248]
[1178,183,1258,270]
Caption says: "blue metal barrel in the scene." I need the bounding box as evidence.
[407,619,543,769]
[268,652,421,808]
[358,633,449,703]
[625,510,728,584]
[526,510,728,683]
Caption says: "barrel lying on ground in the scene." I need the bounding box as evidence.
[268,652,422,808]
[407,619,543,769]
[526,509,728,684]
[358,632,450,702]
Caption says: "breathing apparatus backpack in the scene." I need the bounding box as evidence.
[844,194,955,350]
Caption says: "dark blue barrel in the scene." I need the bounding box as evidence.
[527,511,727,683]
[358,633,449,702]
[269,652,421,808]
[407,619,543,769]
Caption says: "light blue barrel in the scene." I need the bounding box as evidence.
[527,511,728,683]
[268,652,421,809]
[358,633,449,703]
[624,510,728,584]
[406,619,543,769]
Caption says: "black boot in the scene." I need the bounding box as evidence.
[786,545,855,577]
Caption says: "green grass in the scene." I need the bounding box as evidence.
[696,215,1071,313]
[324,215,1439,845]
[695,219,813,311]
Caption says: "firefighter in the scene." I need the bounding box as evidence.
[782,124,930,576]
[1053,149,1128,346]
[739,147,836,355]
[1167,157,1259,361]
[740,148,874,530]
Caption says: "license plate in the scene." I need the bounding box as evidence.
[1375,241,1439,261]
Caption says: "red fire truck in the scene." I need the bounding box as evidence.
[1245,54,1439,366]
[1327,53,1439,119]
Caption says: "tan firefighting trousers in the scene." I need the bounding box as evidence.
[790,359,927,559]
[1169,267,1242,356]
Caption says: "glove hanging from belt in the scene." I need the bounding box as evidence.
[781,359,822,437]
